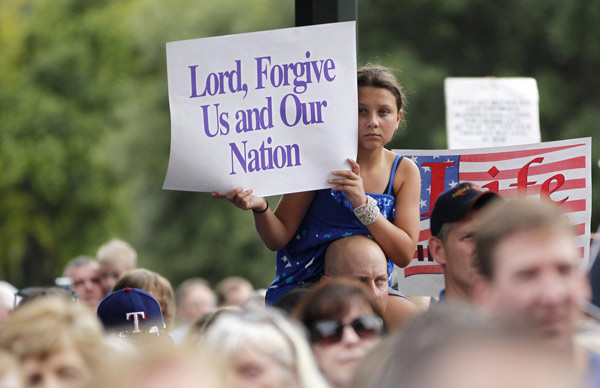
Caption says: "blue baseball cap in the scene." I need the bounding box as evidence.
[430,182,500,237]
[97,287,165,336]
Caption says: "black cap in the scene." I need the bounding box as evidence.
[430,182,500,237]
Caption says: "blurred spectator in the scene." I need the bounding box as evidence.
[97,287,168,345]
[15,287,77,309]
[92,344,228,388]
[201,308,328,388]
[273,288,310,316]
[215,276,254,307]
[416,333,577,388]
[352,303,577,388]
[96,239,137,294]
[0,281,18,325]
[323,235,417,329]
[113,268,176,330]
[293,279,385,388]
[472,199,596,381]
[0,351,22,388]
[184,306,242,344]
[588,224,600,308]
[171,278,217,344]
[242,290,266,310]
[62,256,104,309]
[352,303,487,387]
[428,182,500,302]
[0,296,104,388]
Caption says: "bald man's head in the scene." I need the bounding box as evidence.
[324,235,388,310]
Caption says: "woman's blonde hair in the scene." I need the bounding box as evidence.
[113,268,176,329]
[0,296,104,366]
[201,308,329,388]
[93,343,229,388]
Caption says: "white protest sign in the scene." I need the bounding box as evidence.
[445,77,541,149]
[164,22,357,197]
[393,138,591,296]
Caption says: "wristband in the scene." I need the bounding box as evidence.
[253,200,269,214]
[353,195,379,225]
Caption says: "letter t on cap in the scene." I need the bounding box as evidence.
[126,311,146,333]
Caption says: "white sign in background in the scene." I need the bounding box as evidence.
[164,22,358,197]
[445,77,541,149]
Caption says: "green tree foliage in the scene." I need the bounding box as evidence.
[1,0,598,289]
[0,0,293,288]
[358,0,600,229]
[0,0,133,286]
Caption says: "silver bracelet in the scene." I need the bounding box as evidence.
[353,195,380,225]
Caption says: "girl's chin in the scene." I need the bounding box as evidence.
[359,142,384,151]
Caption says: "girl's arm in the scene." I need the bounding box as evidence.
[329,158,421,267]
[368,158,420,267]
[212,189,315,251]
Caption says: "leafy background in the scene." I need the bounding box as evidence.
[1,0,598,289]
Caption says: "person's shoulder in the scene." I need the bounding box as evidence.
[385,150,417,172]
[392,152,420,190]
[397,153,418,171]
[384,293,419,330]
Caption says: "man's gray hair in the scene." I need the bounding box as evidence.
[63,255,97,276]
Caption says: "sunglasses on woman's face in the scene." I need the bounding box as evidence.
[310,314,384,344]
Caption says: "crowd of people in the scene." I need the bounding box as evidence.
[1,192,597,388]
[1,65,599,388]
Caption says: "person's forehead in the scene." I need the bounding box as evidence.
[186,286,215,301]
[70,263,100,278]
[456,207,487,227]
[358,86,397,105]
[343,300,375,321]
[448,211,481,235]
[347,238,387,262]
[341,254,387,277]
[47,344,86,363]
[233,343,293,378]
[99,260,128,272]
[22,343,86,369]
[493,228,577,274]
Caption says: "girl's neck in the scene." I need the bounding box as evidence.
[357,146,386,168]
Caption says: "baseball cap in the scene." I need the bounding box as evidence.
[97,287,165,336]
[430,182,500,237]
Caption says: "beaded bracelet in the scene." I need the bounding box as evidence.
[253,200,269,214]
[353,195,379,225]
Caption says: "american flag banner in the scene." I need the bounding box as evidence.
[393,137,592,296]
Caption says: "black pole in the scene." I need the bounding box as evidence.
[295,0,358,58]
[295,0,357,27]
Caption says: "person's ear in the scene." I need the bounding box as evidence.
[321,274,331,283]
[395,109,403,129]
[428,237,446,267]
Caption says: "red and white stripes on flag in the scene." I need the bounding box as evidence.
[393,138,592,296]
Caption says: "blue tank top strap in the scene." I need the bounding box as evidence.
[385,154,403,196]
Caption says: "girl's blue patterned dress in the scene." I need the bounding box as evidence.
[266,154,403,305]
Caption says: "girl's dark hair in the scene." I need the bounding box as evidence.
[292,278,385,331]
[357,65,405,112]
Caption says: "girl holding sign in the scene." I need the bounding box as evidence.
[213,65,421,305]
